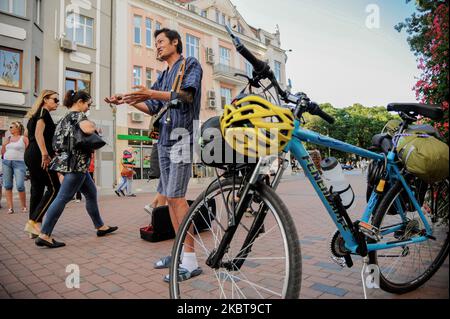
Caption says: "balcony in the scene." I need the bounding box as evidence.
[213,64,248,86]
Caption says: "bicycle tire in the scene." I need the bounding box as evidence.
[169,177,302,299]
[369,179,449,294]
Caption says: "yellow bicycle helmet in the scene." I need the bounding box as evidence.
[220,95,294,158]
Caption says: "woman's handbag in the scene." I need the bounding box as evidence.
[72,125,106,153]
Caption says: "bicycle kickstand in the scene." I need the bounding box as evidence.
[361,256,369,300]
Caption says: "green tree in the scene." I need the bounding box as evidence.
[303,103,396,160]
[396,0,449,142]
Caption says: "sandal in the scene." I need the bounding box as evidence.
[7,208,14,214]
[154,256,172,269]
[163,267,203,283]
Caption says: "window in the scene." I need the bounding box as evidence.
[35,0,41,25]
[220,88,232,108]
[0,0,26,17]
[215,10,219,23]
[65,69,91,93]
[219,47,230,66]
[145,18,152,48]
[274,61,282,82]
[155,22,161,31]
[0,46,23,89]
[221,13,226,25]
[34,57,40,95]
[186,34,199,60]
[245,60,253,78]
[133,66,142,86]
[66,13,94,47]
[146,68,152,89]
[127,128,154,180]
[237,23,244,34]
[200,10,207,18]
[134,15,142,45]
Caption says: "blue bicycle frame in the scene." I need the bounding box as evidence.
[286,120,433,254]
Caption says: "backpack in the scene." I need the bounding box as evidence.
[140,199,217,243]
[396,132,449,183]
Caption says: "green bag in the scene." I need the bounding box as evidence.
[397,132,449,183]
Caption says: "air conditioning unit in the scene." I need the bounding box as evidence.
[206,48,214,56]
[131,112,144,122]
[206,54,215,64]
[60,36,77,52]
[207,99,217,109]
[207,90,216,100]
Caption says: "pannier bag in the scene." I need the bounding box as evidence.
[140,199,216,243]
[396,132,449,183]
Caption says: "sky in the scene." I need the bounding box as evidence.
[230,0,420,108]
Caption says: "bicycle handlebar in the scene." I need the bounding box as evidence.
[225,25,335,125]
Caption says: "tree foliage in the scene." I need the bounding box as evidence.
[396,0,449,142]
[302,103,397,160]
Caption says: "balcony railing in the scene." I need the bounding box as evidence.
[213,64,247,85]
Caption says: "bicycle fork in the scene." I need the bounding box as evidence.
[206,156,284,270]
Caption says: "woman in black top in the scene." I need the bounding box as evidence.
[24,90,61,239]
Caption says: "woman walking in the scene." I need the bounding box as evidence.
[24,90,61,238]
[35,90,118,248]
[1,121,29,214]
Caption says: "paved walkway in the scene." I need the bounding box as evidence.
[0,171,448,299]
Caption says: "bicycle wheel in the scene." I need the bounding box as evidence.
[369,179,449,294]
[169,177,302,299]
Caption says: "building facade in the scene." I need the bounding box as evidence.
[40,0,115,189]
[0,0,44,138]
[113,0,288,181]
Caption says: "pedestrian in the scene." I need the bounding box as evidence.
[35,90,118,248]
[1,121,29,214]
[115,149,135,197]
[106,27,203,282]
[23,90,61,239]
[0,161,3,209]
[124,149,136,197]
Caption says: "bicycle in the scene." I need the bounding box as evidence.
[168,26,449,299]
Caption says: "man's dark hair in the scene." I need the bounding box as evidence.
[154,28,183,54]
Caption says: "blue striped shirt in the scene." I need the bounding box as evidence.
[145,56,203,146]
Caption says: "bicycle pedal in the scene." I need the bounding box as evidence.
[331,256,347,268]
[358,221,382,241]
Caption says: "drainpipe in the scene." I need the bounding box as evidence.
[110,0,116,188]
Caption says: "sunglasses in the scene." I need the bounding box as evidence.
[46,96,59,104]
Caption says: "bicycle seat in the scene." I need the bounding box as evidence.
[387,103,443,121]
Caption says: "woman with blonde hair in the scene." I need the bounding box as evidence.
[23,90,61,238]
[1,121,29,214]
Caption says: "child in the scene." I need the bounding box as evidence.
[115,149,136,197]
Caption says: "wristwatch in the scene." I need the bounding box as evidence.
[170,91,178,101]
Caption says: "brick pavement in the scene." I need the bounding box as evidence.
[0,171,448,299]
